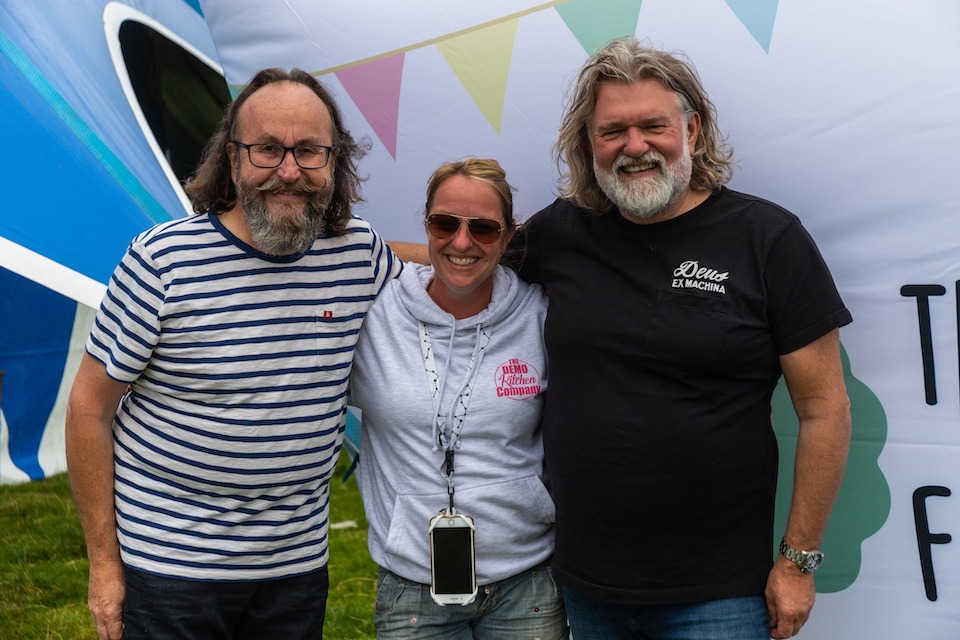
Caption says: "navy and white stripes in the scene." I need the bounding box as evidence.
[86,211,400,580]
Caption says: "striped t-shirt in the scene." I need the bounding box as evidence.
[86,211,401,580]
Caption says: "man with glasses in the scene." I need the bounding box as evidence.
[66,68,401,640]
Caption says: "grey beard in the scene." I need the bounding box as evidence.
[237,178,332,256]
[594,150,692,222]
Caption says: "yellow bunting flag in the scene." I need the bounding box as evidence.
[436,18,519,133]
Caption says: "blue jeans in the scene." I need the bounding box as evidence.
[563,588,769,640]
[375,563,568,639]
[122,564,328,639]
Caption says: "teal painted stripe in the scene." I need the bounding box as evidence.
[0,31,172,224]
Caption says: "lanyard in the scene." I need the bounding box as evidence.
[418,321,490,513]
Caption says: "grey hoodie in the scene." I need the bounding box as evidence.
[350,263,553,585]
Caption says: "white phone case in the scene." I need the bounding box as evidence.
[428,512,478,606]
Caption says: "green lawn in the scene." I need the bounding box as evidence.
[0,456,377,639]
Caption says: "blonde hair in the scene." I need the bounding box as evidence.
[425,157,517,229]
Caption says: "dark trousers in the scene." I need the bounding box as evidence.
[122,564,328,639]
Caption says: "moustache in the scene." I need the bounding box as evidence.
[613,153,665,170]
[254,175,329,197]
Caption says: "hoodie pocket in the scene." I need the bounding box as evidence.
[382,473,557,582]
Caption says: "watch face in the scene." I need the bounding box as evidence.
[805,551,824,572]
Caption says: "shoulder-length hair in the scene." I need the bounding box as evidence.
[183,68,369,235]
[555,38,734,214]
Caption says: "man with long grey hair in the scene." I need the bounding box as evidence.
[511,37,852,639]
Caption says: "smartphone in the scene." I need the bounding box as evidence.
[428,512,478,606]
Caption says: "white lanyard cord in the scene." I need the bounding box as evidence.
[418,321,490,511]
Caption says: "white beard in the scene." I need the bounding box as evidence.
[594,146,693,222]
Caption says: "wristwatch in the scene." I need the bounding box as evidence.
[779,537,824,573]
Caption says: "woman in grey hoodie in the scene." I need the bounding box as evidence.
[349,158,566,639]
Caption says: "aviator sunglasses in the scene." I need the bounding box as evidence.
[425,213,504,244]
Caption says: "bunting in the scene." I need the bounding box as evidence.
[335,53,405,159]
[308,2,562,156]
[315,0,778,156]
[555,0,643,55]
[437,19,519,134]
[722,0,780,51]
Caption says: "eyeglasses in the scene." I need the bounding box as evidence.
[425,213,504,244]
[232,141,334,169]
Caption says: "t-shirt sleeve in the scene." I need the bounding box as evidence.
[765,218,852,355]
[367,222,403,296]
[85,240,164,383]
[505,207,549,284]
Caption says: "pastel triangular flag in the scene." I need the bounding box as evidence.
[556,0,643,55]
[437,19,518,133]
[723,0,780,51]
[335,53,405,158]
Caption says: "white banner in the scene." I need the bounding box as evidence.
[199,1,960,636]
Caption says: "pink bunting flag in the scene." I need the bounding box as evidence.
[335,53,405,158]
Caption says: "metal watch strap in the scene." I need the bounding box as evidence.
[779,537,824,573]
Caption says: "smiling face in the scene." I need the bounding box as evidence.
[589,78,701,223]
[228,81,336,255]
[425,174,514,318]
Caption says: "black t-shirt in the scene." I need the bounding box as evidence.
[512,187,852,604]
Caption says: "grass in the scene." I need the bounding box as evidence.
[325,460,379,638]
[0,455,377,639]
